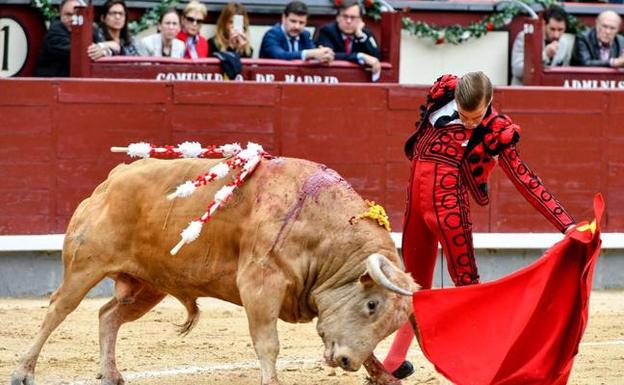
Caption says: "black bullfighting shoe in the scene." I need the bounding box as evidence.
[392,360,415,379]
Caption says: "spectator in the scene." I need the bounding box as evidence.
[87,0,138,59]
[511,5,571,85]
[315,0,382,79]
[178,1,209,59]
[571,10,624,67]
[34,0,79,77]
[259,1,334,62]
[208,2,253,58]
[137,8,185,58]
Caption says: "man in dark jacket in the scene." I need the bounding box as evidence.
[34,0,79,77]
[259,1,334,62]
[572,10,624,67]
[315,0,382,79]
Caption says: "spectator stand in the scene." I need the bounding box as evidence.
[69,1,401,82]
[520,4,624,88]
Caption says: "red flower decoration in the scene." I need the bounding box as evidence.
[365,0,373,8]
[435,36,445,45]
[486,21,494,31]
[484,115,520,153]
[335,0,342,6]
[429,74,459,100]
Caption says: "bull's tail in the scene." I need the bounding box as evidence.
[176,298,200,336]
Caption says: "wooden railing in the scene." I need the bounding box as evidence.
[69,5,401,83]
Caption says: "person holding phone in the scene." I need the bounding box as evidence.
[208,2,253,58]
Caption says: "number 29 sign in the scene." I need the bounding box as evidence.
[0,17,28,78]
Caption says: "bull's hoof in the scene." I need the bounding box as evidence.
[260,377,280,385]
[101,376,125,385]
[10,372,35,385]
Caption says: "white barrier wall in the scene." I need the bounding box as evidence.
[399,30,509,85]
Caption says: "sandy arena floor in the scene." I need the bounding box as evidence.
[1,291,623,385]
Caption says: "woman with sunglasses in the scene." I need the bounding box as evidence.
[87,0,138,59]
[177,1,209,59]
[208,2,253,58]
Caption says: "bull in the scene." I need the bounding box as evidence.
[11,156,417,385]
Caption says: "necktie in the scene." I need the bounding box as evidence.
[289,37,297,52]
[344,35,352,55]
[434,111,460,128]
[187,36,198,59]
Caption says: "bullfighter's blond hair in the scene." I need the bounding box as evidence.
[455,71,493,111]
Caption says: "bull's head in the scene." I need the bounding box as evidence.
[315,253,418,371]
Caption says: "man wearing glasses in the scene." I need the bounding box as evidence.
[572,10,624,67]
[315,0,382,80]
[178,0,208,59]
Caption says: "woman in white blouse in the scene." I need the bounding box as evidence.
[137,8,185,58]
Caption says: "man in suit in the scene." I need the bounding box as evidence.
[315,0,382,79]
[260,1,334,62]
[572,10,624,67]
[34,0,79,77]
[511,5,572,85]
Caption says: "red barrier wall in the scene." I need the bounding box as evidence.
[0,79,619,234]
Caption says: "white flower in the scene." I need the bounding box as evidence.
[243,156,261,172]
[178,141,203,158]
[169,181,196,200]
[214,185,235,203]
[180,220,203,243]
[236,148,255,161]
[246,142,264,154]
[127,142,152,158]
[219,143,242,157]
[209,162,230,178]
[461,31,471,40]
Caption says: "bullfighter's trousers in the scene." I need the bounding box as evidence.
[383,159,479,372]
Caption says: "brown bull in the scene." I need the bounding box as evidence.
[11,157,417,385]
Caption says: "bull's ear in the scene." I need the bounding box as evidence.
[359,272,375,288]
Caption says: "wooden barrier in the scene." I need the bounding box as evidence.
[1,79,621,235]
[69,5,401,83]
[522,17,624,88]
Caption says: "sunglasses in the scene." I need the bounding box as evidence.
[184,16,203,24]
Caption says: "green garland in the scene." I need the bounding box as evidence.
[32,0,585,46]
[332,0,585,45]
[31,0,58,21]
[129,0,178,34]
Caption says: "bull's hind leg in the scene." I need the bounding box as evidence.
[238,265,287,385]
[11,268,106,385]
[97,277,166,385]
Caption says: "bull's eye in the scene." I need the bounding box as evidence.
[367,300,378,315]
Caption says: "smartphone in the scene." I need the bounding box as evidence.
[233,14,244,34]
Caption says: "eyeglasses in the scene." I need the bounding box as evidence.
[339,14,361,21]
[107,11,126,17]
[185,16,203,24]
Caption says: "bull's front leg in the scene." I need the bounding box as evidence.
[237,266,287,385]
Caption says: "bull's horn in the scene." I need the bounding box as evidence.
[366,253,414,296]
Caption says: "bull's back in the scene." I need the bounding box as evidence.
[62,157,374,303]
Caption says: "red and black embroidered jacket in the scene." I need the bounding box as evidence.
[404,74,575,233]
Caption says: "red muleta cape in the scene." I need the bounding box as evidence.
[411,193,604,385]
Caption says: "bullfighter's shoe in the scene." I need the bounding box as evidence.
[392,360,415,379]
